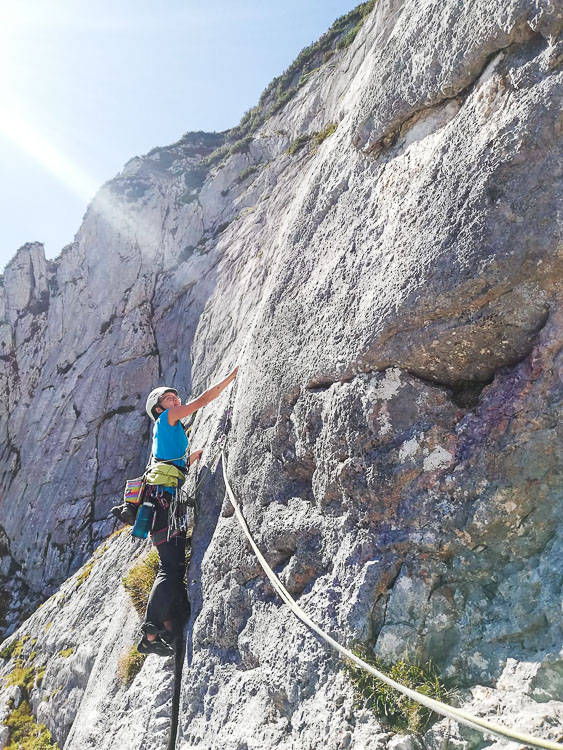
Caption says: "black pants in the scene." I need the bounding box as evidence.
[144,489,190,628]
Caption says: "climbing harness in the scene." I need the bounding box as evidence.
[220,449,562,750]
[145,461,186,487]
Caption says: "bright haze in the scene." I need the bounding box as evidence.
[0,0,357,272]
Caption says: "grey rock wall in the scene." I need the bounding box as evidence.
[0,0,561,748]
[0,531,177,749]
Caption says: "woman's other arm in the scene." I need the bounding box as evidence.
[189,450,203,465]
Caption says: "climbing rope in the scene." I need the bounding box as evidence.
[189,396,234,502]
[221,449,562,750]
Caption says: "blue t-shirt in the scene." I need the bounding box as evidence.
[152,411,188,468]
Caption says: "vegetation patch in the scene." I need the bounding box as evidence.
[76,561,94,587]
[1,635,30,661]
[3,699,60,749]
[184,168,207,191]
[287,123,338,157]
[58,648,74,659]
[0,640,18,660]
[201,2,375,168]
[5,665,38,691]
[314,122,338,146]
[44,686,63,703]
[336,4,373,50]
[229,136,253,156]
[94,542,109,558]
[122,549,160,617]
[237,166,259,184]
[214,220,233,238]
[0,588,10,629]
[107,526,130,541]
[201,143,230,169]
[287,134,313,156]
[344,645,446,733]
[117,646,146,686]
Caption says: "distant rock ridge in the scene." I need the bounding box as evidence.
[0,1,561,748]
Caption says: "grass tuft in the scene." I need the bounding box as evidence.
[0,635,30,661]
[3,699,60,749]
[117,646,146,686]
[344,645,446,733]
[0,640,18,660]
[238,166,259,184]
[287,134,312,156]
[5,665,38,691]
[76,561,94,587]
[287,123,338,157]
[121,549,160,617]
[313,122,338,146]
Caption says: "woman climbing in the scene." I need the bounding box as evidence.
[136,366,238,656]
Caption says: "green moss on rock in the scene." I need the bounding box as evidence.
[3,699,60,749]
[76,561,94,587]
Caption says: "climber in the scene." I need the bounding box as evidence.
[136,367,238,656]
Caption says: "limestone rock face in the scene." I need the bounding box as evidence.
[0,0,561,748]
[0,532,177,750]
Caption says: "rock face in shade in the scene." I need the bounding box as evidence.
[0,1,562,748]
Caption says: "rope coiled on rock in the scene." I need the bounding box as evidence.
[221,449,562,750]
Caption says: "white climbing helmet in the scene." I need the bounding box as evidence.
[145,387,178,422]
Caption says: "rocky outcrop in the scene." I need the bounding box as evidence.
[0,0,561,748]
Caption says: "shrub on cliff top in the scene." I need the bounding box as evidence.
[208,1,376,158]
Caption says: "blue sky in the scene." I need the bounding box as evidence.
[0,0,358,272]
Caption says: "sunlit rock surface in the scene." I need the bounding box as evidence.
[0,0,561,748]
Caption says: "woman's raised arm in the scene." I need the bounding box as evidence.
[167,366,238,425]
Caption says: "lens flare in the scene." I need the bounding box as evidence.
[0,104,161,252]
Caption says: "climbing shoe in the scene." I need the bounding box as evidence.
[141,621,179,646]
[110,502,138,525]
[140,621,166,636]
[137,634,174,657]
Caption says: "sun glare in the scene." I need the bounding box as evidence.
[0,102,160,252]
[0,107,98,202]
